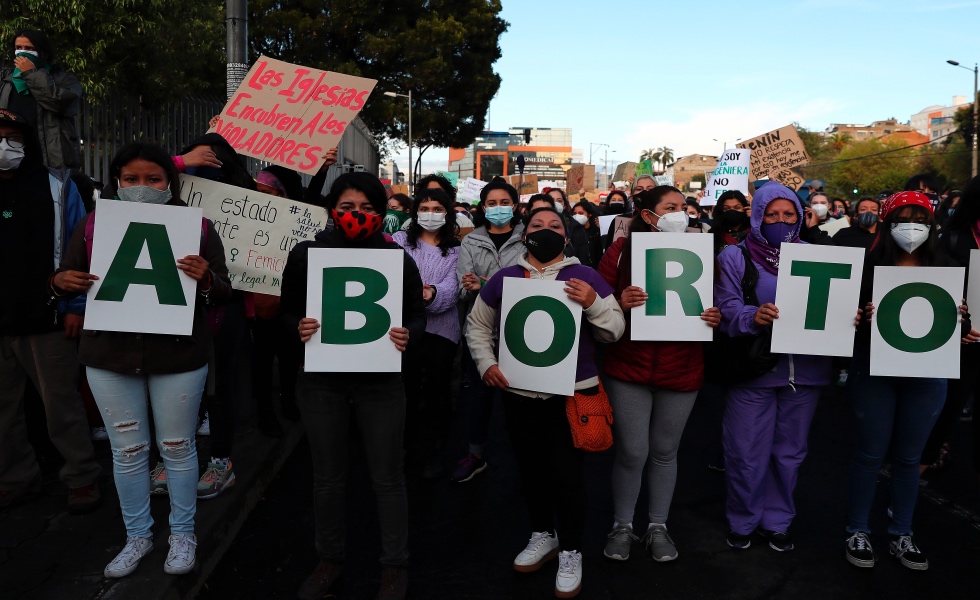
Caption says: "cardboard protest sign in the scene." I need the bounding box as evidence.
[771,244,865,356]
[210,56,377,175]
[498,278,582,396]
[506,174,539,196]
[630,232,714,342]
[613,161,637,183]
[567,191,601,204]
[769,167,806,191]
[459,178,488,203]
[871,266,964,378]
[304,248,403,372]
[565,164,595,193]
[180,175,328,296]
[85,199,202,335]
[635,160,654,177]
[736,125,810,181]
[390,184,409,196]
[435,170,459,188]
[703,149,751,207]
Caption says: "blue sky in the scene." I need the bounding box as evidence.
[389,0,980,178]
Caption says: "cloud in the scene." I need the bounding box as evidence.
[623,98,843,161]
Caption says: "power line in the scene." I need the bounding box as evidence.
[797,129,965,169]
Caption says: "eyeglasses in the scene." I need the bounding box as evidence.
[0,136,25,149]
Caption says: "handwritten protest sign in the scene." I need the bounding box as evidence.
[771,244,865,356]
[304,249,403,372]
[85,199,202,335]
[736,125,810,181]
[498,278,582,396]
[635,160,654,177]
[703,149,751,206]
[506,174,539,196]
[435,170,459,188]
[458,178,488,203]
[654,175,673,187]
[180,175,328,296]
[769,167,806,191]
[210,56,377,174]
[613,161,637,183]
[565,164,595,193]
[630,232,714,342]
[871,266,964,378]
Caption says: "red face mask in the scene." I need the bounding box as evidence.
[331,209,383,241]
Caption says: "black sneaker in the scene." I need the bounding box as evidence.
[726,531,752,550]
[759,529,794,552]
[889,534,928,570]
[845,532,876,568]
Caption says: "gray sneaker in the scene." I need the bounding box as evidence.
[603,525,638,561]
[643,524,678,562]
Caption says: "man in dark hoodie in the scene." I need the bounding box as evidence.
[280,172,425,600]
[0,109,101,512]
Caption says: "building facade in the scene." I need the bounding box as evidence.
[448,127,573,183]
[665,154,719,192]
[910,96,971,145]
[823,119,915,140]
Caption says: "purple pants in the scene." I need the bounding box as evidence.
[723,384,820,535]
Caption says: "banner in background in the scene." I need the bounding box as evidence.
[703,149,751,206]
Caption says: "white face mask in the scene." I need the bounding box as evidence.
[890,223,930,253]
[571,213,588,226]
[17,50,39,57]
[417,212,446,232]
[811,203,829,219]
[648,210,688,233]
[553,202,564,214]
[0,139,26,170]
[116,184,172,205]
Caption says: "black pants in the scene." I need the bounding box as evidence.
[296,371,409,567]
[402,333,459,452]
[921,342,980,469]
[250,315,300,415]
[502,391,586,551]
[201,296,246,458]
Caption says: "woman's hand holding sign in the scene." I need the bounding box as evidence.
[483,364,510,389]
[619,285,647,311]
[701,306,722,328]
[299,317,320,343]
[52,270,99,293]
[754,303,779,327]
[389,327,410,352]
[177,255,212,290]
[564,278,597,308]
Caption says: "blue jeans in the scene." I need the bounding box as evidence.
[87,365,207,538]
[846,369,945,535]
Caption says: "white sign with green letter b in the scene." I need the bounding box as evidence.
[84,199,203,335]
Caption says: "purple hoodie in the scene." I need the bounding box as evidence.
[714,182,833,388]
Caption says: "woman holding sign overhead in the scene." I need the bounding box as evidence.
[597,186,722,563]
[844,191,977,571]
[466,206,624,599]
[713,181,833,553]
[280,172,425,600]
[51,142,232,578]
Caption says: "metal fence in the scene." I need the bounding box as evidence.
[78,93,379,193]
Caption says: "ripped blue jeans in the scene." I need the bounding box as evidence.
[87,365,206,538]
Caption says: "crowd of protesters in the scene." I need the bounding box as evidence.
[4,28,980,600]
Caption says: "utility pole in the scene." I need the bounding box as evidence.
[226,0,249,99]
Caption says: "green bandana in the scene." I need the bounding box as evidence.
[382,209,410,234]
[12,52,48,95]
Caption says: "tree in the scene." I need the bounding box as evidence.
[828,132,852,152]
[827,138,923,199]
[795,124,835,187]
[658,146,674,170]
[249,0,507,174]
[640,147,656,162]
[0,1,225,104]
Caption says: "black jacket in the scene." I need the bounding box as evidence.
[833,224,877,252]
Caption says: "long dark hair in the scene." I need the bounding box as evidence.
[405,188,460,255]
[619,186,683,283]
[573,200,599,229]
[10,29,55,66]
[417,174,457,201]
[870,205,940,267]
[107,143,184,205]
[944,176,980,232]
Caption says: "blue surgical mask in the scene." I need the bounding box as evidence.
[485,205,514,226]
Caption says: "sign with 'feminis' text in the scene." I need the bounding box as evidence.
[211,56,377,174]
[85,199,203,335]
[630,232,715,342]
[498,278,583,396]
[180,175,328,296]
[304,249,403,372]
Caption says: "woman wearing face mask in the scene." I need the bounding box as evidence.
[392,188,461,479]
[547,188,593,267]
[452,177,525,482]
[597,186,722,563]
[572,200,604,265]
[280,172,425,600]
[711,191,751,255]
[603,190,633,250]
[685,198,710,233]
[51,143,232,578]
[714,182,834,553]
[844,191,978,571]
[384,193,412,234]
[834,197,880,252]
[466,206,624,598]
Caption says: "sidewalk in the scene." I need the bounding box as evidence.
[0,414,304,600]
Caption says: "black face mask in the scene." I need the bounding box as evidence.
[524,229,567,263]
[688,215,700,228]
[717,209,748,230]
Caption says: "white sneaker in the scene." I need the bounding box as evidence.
[104,536,153,578]
[91,426,109,441]
[163,533,197,575]
[197,413,210,436]
[555,550,583,598]
[513,531,559,572]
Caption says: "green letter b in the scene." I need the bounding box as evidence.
[644,248,704,316]
[877,282,957,353]
[504,296,576,367]
[95,222,187,305]
[321,267,390,344]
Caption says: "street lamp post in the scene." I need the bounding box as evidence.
[384,90,413,192]
[947,60,979,178]
[712,138,742,151]
[590,142,608,188]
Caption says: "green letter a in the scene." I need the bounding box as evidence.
[645,248,704,316]
[95,222,187,305]
[321,267,390,344]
